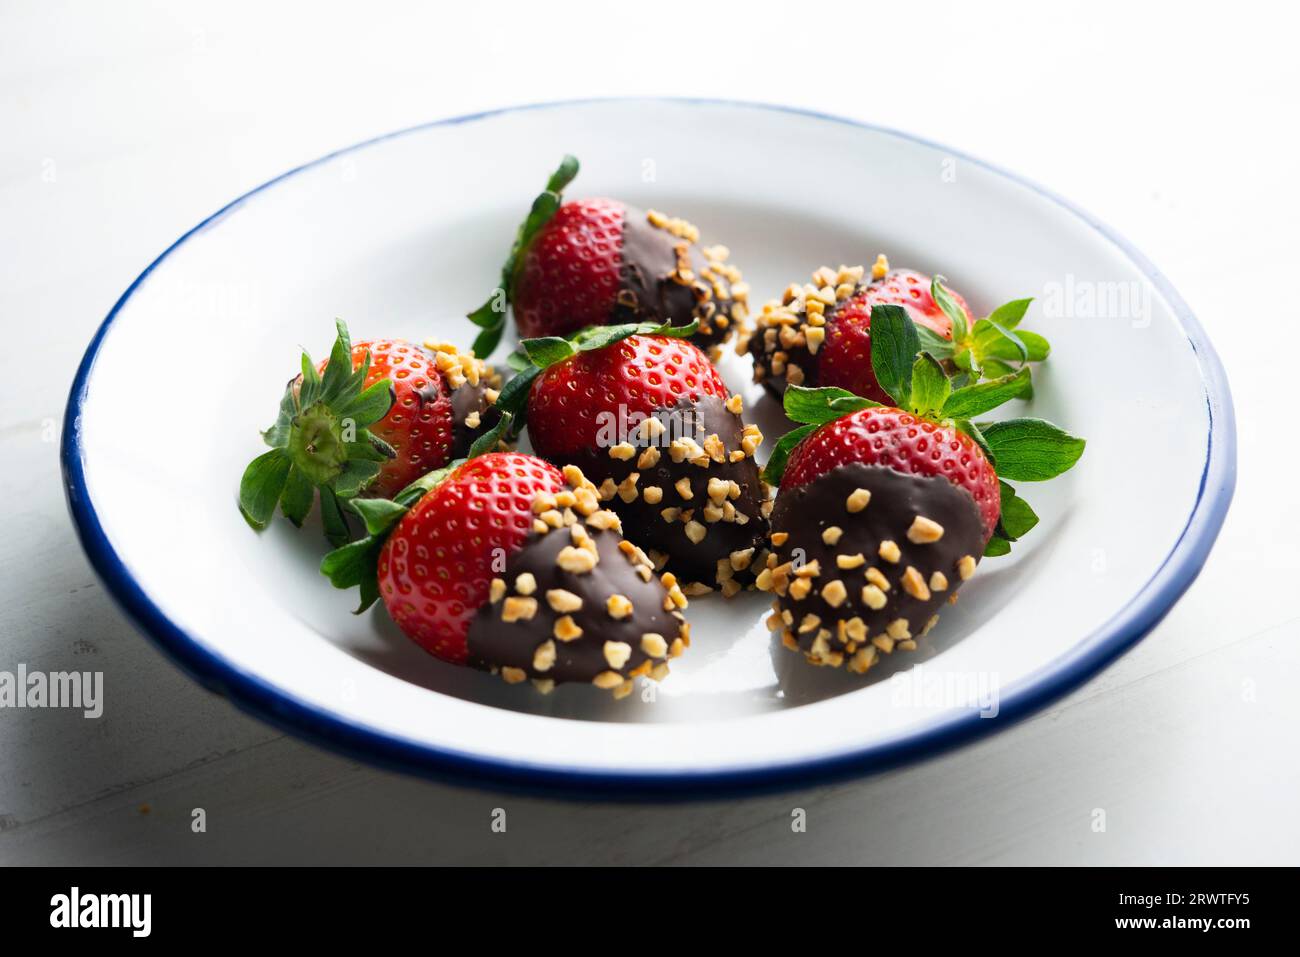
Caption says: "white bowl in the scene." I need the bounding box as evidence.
[62,99,1235,795]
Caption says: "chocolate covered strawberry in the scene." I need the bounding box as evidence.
[467,155,749,360]
[758,305,1083,673]
[322,452,691,696]
[238,321,499,545]
[747,256,1048,403]
[498,324,771,594]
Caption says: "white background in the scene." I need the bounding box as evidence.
[1,0,1296,864]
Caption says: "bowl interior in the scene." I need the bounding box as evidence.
[70,101,1215,776]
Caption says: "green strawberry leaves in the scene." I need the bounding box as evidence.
[321,460,463,612]
[933,276,1051,380]
[941,366,1032,419]
[909,353,951,416]
[760,424,817,486]
[467,154,581,358]
[239,319,396,542]
[978,418,1086,481]
[868,304,920,407]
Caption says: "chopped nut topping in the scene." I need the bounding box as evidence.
[798,613,822,634]
[489,578,506,603]
[607,594,633,619]
[592,671,624,690]
[639,634,670,657]
[930,571,949,592]
[609,442,636,461]
[501,596,538,622]
[637,446,661,470]
[907,515,945,544]
[846,488,872,512]
[533,640,556,672]
[837,552,866,570]
[872,635,895,655]
[878,540,901,563]
[616,473,640,503]
[669,637,686,658]
[729,547,755,570]
[861,584,888,610]
[585,509,621,531]
[865,566,891,591]
[771,531,790,546]
[957,554,977,580]
[806,326,826,354]
[871,253,889,280]
[847,646,878,674]
[514,572,537,596]
[684,520,707,544]
[822,579,848,607]
[603,641,632,669]
[501,667,527,685]
[546,589,582,613]
[793,559,821,578]
[789,577,812,600]
[886,618,912,640]
[641,485,664,505]
[553,615,583,642]
[675,477,694,500]
[901,566,931,601]
[822,526,843,545]
[725,393,743,415]
[557,546,597,573]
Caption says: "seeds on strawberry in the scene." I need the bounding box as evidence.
[468,156,748,359]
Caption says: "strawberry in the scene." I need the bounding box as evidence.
[322,452,691,696]
[747,256,1048,403]
[501,325,771,593]
[468,155,749,360]
[758,305,1084,674]
[238,321,499,546]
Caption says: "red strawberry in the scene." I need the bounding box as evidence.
[522,332,770,591]
[468,156,748,359]
[238,322,499,546]
[783,407,1000,538]
[758,304,1083,675]
[818,268,969,403]
[372,452,690,694]
[748,259,972,402]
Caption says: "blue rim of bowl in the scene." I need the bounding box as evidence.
[61,97,1236,799]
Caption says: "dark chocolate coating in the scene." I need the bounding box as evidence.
[748,308,824,401]
[748,282,863,400]
[562,395,769,587]
[768,463,984,665]
[466,524,684,685]
[449,378,501,459]
[612,207,743,355]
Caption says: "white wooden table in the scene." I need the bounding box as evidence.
[2,0,1295,865]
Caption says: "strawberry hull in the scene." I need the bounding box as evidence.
[759,462,984,674]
